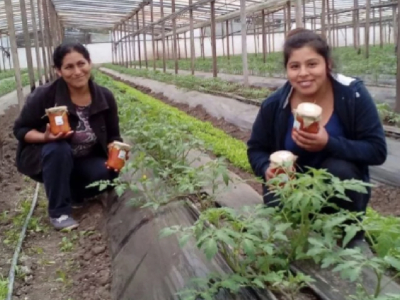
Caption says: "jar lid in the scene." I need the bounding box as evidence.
[270,150,296,164]
[46,106,68,113]
[296,102,322,118]
[112,141,132,150]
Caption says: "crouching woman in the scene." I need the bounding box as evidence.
[247,29,387,248]
[13,42,122,230]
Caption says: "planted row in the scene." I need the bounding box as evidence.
[0,69,28,81]
[103,63,271,101]
[0,74,30,97]
[128,44,396,79]
[93,71,400,300]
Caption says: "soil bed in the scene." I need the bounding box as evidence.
[0,105,112,300]
[111,76,400,218]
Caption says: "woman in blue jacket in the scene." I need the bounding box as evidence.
[247,28,387,248]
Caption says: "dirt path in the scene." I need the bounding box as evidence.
[0,105,112,300]
[107,74,400,218]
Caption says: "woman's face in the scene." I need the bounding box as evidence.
[286,46,329,97]
[56,51,91,89]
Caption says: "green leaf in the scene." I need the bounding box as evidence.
[115,185,126,197]
[242,239,255,257]
[204,238,218,260]
[252,278,265,289]
[384,256,400,271]
[99,183,108,191]
[179,234,192,248]
[342,225,359,248]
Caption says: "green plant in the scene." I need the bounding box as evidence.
[0,275,8,300]
[93,71,400,299]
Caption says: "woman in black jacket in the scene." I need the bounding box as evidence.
[247,29,387,249]
[13,42,123,230]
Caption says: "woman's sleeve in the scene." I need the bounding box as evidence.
[325,82,387,165]
[105,90,123,144]
[247,100,275,179]
[13,89,45,142]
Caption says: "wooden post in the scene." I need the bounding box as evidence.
[226,20,230,60]
[262,10,266,63]
[321,0,326,38]
[43,0,54,79]
[125,22,129,67]
[295,0,303,27]
[151,1,156,70]
[200,28,205,59]
[393,5,398,46]
[395,0,400,113]
[132,18,136,68]
[160,0,166,72]
[286,1,291,33]
[326,0,331,45]
[20,0,36,90]
[142,7,148,69]
[210,1,217,77]
[365,0,371,58]
[379,0,383,48]
[189,0,195,75]
[253,16,257,57]
[0,34,5,71]
[37,0,49,82]
[136,13,142,68]
[127,23,132,67]
[231,20,235,56]
[184,32,188,60]
[4,0,24,110]
[172,0,178,74]
[240,0,248,86]
[30,0,43,85]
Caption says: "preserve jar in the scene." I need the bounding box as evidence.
[45,106,71,135]
[106,141,132,171]
[269,150,297,182]
[293,102,322,134]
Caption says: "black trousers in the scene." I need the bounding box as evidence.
[31,141,117,218]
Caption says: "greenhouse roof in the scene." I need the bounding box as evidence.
[0,0,397,36]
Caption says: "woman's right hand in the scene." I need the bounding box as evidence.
[265,166,275,182]
[43,124,74,142]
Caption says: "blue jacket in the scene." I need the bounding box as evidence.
[247,73,387,183]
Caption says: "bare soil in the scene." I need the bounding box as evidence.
[112,76,400,218]
[0,105,112,300]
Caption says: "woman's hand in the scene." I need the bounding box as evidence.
[292,127,329,152]
[44,124,74,142]
[265,166,275,182]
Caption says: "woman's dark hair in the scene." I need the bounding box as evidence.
[53,42,91,69]
[283,28,333,70]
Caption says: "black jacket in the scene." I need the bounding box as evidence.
[247,73,387,183]
[13,77,123,176]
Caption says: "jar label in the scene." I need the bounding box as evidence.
[118,150,126,160]
[55,116,64,126]
[293,119,300,130]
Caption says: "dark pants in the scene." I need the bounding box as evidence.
[31,141,117,218]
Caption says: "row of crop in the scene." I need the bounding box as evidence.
[103,63,271,101]
[93,70,400,300]
[0,69,28,81]
[0,74,30,97]
[127,44,396,79]
[105,64,400,129]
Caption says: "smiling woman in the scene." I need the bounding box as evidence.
[12,42,124,231]
[247,28,387,250]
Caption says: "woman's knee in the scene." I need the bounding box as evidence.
[42,140,72,159]
[320,157,362,180]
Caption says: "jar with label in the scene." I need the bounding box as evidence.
[106,141,132,171]
[45,106,71,135]
[269,150,297,183]
[292,102,322,134]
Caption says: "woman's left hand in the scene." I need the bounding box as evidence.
[292,127,329,152]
